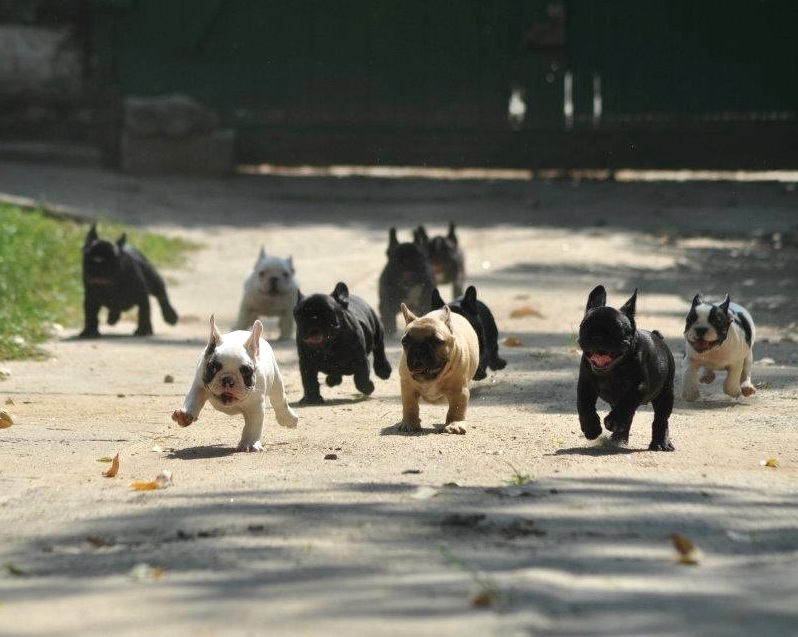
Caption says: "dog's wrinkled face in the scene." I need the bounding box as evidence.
[578,285,638,374]
[684,294,731,353]
[401,306,453,381]
[294,284,349,348]
[253,255,295,297]
[83,227,124,286]
[203,317,260,406]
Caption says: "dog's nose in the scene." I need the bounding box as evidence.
[694,327,708,338]
[222,375,236,388]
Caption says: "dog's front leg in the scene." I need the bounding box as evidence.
[352,357,375,396]
[722,361,744,398]
[604,391,639,444]
[172,382,208,428]
[649,383,675,451]
[134,294,154,336]
[268,366,299,428]
[80,294,102,338]
[443,387,470,434]
[238,397,266,452]
[682,359,701,401]
[740,351,756,397]
[577,370,602,440]
[398,380,421,433]
[298,356,323,404]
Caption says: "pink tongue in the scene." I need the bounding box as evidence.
[590,353,614,368]
[304,335,324,345]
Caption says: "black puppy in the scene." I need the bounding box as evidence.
[80,224,178,337]
[576,285,675,451]
[294,281,392,404]
[431,286,507,381]
[414,222,465,298]
[378,227,435,337]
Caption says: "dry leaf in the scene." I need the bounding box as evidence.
[130,469,173,491]
[471,590,495,608]
[670,533,701,565]
[0,409,13,429]
[411,486,439,500]
[130,480,159,491]
[509,305,543,319]
[128,563,165,581]
[97,456,114,463]
[762,457,778,468]
[102,453,120,478]
[163,374,174,384]
[503,336,524,347]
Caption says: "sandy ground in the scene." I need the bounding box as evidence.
[1,159,797,636]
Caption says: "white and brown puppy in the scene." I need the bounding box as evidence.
[398,303,478,434]
[236,247,300,339]
[172,315,298,451]
[682,294,756,401]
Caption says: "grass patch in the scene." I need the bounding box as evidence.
[0,205,196,360]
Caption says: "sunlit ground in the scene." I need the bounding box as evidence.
[239,164,798,183]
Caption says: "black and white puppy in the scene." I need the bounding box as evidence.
[294,282,392,404]
[577,285,675,451]
[172,315,298,452]
[431,286,507,381]
[682,294,756,401]
[236,247,300,339]
[378,227,435,336]
[414,222,466,298]
[80,224,178,337]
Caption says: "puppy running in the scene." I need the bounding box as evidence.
[172,316,298,451]
[682,294,756,401]
[577,285,675,451]
[236,247,300,339]
[398,303,478,434]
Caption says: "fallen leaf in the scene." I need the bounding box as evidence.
[4,398,14,405]
[503,336,524,347]
[726,530,753,543]
[670,533,701,565]
[471,590,495,608]
[0,367,11,381]
[128,563,165,582]
[130,469,173,491]
[324,453,338,460]
[86,536,114,548]
[762,457,779,468]
[102,453,120,478]
[151,444,163,453]
[411,486,439,500]
[97,456,114,463]
[163,374,174,383]
[130,481,159,491]
[0,409,13,429]
[509,305,543,319]
[4,562,26,576]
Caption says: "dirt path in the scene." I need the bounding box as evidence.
[1,161,797,636]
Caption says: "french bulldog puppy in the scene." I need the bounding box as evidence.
[80,223,178,337]
[294,282,392,404]
[577,285,675,451]
[414,222,466,298]
[171,315,298,452]
[378,227,435,336]
[236,247,300,339]
[682,294,756,401]
[398,303,479,434]
[431,286,507,381]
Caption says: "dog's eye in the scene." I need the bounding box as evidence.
[239,365,254,386]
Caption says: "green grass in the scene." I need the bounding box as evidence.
[0,205,196,360]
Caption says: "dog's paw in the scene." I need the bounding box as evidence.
[298,394,324,405]
[610,431,629,445]
[397,421,422,433]
[277,410,299,429]
[134,326,154,336]
[580,413,602,440]
[325,374,343,387]
[490,357,507,371]
[444,422,467,435]
[374,359,392,380]
[355,379,375,396]
[171,409,195,427]
[237,440,264,452]
[163,306,178,325]
[473,367,488,381]
[78,329,100,339]
[699,369,716,384]
[741,383,756,397]
[649,439,676,452]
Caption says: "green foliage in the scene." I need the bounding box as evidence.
[0,205,196,360]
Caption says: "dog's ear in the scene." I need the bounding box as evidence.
[116,233,127,249]
[413,225,429,248]
[430,288,445,310]
[245,320,263,358]
[719,294,731,317]
[620,288,638,320]
[84,223,98,248]
[332,282,349,309]
[691,293,703,308]
[447,222,458,245]
[585,285,607,312]
[256,246,266,264]
[287,256,294,273]
[294,289,304,305]
[441,304,453,332]
[206,314,223,355]
[387,227,399,255]
[462,286,478,314]
[401,303,418,325]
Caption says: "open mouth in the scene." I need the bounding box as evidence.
[410,365,442,381]
[586,351,618,370]
[689,339,715,353]
[302,334,327,346]
[87,277,112,286]
[220,392,237,405]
